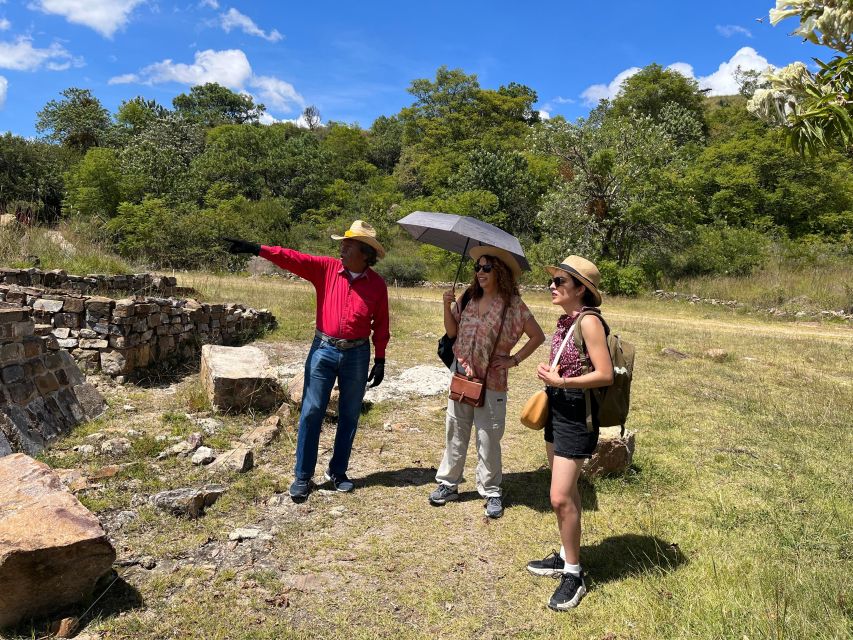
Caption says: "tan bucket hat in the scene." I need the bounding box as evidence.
[331,220,385,258]
[469,245,522,278]
[546,255,602,306]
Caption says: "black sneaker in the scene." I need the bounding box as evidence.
[289,478,311,501]
[429,484,459,505]
[526,550,565,577]
[324,471,354,492]
[548,571,587,611]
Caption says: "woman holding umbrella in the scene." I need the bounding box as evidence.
[429,246,545,518]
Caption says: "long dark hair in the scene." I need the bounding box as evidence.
[466,255,519,305]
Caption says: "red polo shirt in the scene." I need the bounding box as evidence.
[259,246,390,358]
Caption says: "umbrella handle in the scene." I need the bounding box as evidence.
[452,238,471,291]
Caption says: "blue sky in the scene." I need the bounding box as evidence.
[0,0,828,137]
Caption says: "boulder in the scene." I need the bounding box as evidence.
[583,428,636,477]
[286,371,339,413]
[148,484,226,518]
[0,454,115,628]
[208,447,253,473]
[200,345,282,412]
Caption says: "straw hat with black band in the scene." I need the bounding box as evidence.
[546,255,603,306]
[331,220,386,258]
[468,245,523,278]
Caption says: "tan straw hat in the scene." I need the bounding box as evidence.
[469,245,522,278]
[546,255,602,306]
[331,220,385,258]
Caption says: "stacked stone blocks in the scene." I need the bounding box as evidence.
[0,304,104,456]
[0,267,180,297]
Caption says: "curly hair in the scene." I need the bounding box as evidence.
[466,254,519,304]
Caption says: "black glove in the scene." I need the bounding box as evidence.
[367,358,385,388]
[223,237,261,256]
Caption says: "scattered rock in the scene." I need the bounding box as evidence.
[54,468,89,492]
[363,365,450,403]
[139,555,157,570]
[208,448,253,473]
[123,404,136,413]
[0,454,115,628]
[74,444,96,457]
[583,428,636,477]
[100,437,131,456]
[228,528,260,541]
[148,484,226,519]
[240,416,281,450]
[112,510,138,530]
[186,432,203,450]
[195,417,223,434]
[49,616,79,638]
[704,348,729,362]
[156,441,192,459]
[191,446,215,465]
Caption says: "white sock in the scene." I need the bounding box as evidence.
[564,562,582,576]
[559,546,566,560]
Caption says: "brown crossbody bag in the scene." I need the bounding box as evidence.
[448,302,508,407]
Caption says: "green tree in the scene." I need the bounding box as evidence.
[114,97,169,138]
[531,106,697,265]
[0,133,72,221]
[64,147,124,219]
[611,63,708,133]
[368,115,404,173]
[36,88,112,153]
[172,83,266,127]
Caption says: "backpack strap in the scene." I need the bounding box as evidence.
[571,309,609,433]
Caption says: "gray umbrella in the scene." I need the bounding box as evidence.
[396,211,530,287]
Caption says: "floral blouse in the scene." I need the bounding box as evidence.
[550,307,600,379]
[452,294,532,392]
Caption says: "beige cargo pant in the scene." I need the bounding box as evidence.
[435,388,508,498]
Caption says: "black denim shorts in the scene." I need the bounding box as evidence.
[543,387,599,459]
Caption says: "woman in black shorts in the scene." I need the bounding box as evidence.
[527,255,613,611]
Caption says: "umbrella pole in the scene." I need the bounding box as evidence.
[452,238,470,291]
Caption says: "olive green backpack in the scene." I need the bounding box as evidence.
[572,310,635,434]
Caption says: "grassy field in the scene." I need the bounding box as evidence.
[5,274,853,640]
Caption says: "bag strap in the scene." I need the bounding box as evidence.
[570,309,609,433]
[457,298,509,380]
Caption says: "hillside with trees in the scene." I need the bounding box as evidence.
[2,62,851,295]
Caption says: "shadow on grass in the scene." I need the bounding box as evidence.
[358,465,437,488]
[5,571,143,639]
[583,534,687,585]
[502,467,599,513]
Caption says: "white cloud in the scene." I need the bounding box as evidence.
[249,74,301,110]
[716,24,753,38]
[580,66,641,106]
[0,75,7,108]
[552,96,576,105]
[0,36,78,71]
[538,109,551,120]
[199,0,218,7]
[28,0,144,38]
[694,47,770,95]
[581,47,773,105]
[110,48,253,87]
[0,17,10,30]
[220,8,282,42]
[109,48,304,114]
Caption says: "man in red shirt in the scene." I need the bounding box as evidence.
[225,220,389,501]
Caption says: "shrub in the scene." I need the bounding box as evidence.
[598,260,646,297]
[374,253,427,285]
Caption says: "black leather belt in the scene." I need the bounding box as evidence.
[315,329,368,350]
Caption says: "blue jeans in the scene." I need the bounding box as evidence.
[294,337,370,481]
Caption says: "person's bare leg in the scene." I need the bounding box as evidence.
[550,456,584,565]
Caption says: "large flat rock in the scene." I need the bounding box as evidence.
[0,454,116,628]
[200,344,282,412]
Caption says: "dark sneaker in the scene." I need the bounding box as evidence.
[289,479,310,501]
[548,571,587,611]
[484,496,504,519]
[527,550,565,577]
[429,484,459,505]
[324,471,354,493]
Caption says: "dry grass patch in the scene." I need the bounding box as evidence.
[6,278,851,640]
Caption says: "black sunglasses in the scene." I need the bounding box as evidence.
[473,263,493,273]
[548,276,568,287]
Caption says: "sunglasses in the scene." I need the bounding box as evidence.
[473,263,494,273]
[548,276,568,287]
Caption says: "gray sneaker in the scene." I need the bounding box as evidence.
[429,484,459,505]
[484,496,504,518]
